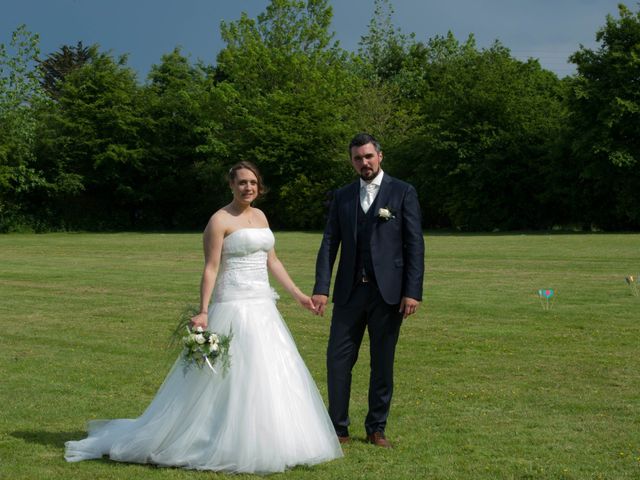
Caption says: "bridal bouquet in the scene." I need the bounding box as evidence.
[171,307,232,375]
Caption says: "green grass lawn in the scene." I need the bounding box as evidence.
[1,232,639,479]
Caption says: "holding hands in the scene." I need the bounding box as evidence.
[311,294,328,316]
[294,291,317,313]
[311,295,419,318]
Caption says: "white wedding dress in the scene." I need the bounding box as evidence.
[65,228,342,474]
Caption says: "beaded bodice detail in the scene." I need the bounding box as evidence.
[213,228,275,302]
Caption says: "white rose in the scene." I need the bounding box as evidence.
[195,326,204,333]
[209,333,219,344]
[378,207,392,219]
[210,343,219,354]
[195,334,206,345]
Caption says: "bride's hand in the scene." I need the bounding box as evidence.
[296,292,317,313]
[190,312,208,330]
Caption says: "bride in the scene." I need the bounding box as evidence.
[65,161,343,474]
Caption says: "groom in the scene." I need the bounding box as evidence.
[312,133,424,448]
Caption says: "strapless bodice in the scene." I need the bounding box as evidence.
[213,228,276,302]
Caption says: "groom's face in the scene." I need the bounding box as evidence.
[350,142,383,182]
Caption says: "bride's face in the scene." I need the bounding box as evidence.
[230,168,259,204]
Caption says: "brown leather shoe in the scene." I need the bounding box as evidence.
[367,431,392,448]
[337,435,350,444]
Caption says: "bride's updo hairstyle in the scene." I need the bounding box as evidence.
[228,161,268,198]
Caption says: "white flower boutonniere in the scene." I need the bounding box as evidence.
[377,207,395,221]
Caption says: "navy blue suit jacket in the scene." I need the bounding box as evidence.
[313,174,424,306]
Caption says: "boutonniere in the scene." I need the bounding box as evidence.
[377,206,395,221]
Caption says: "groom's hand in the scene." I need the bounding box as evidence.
[399,297,420,319]
[311,294,328,316]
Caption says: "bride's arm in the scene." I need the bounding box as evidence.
[267,249,316,313]
[191,215,225,328]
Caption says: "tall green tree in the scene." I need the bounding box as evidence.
[0,25,47,231]
[36,46,145,229]
[392,33,566,230]
[568,3,640,228]
[358,0,415,83]
[138,48,227,228]
[354,0,424,152]
[38,41,91,99]
[213,0,356,228]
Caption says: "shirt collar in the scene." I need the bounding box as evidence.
[360,170,384,189]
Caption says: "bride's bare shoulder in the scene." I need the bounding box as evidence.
[204,209,233,236]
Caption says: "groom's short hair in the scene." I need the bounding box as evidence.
[349,133,381,155]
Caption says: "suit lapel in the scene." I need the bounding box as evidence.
[371,174,393,224]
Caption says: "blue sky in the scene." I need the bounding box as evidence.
[1,0,625,79]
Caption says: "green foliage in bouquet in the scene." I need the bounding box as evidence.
[170,306,233,376]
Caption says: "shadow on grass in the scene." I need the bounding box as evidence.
[11,430,86,448]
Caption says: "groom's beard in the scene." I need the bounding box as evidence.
[360,167,380,182]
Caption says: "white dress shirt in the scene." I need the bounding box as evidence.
[360,170,384,214]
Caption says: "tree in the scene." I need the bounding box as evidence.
[568,3,640,228]
[391,33,567,230]
[36,46,145,229]
[212,0,357,228]
[358,0,415,83]
[354,0,428,182]
[0,25,47,231]
[38,41,91,99]
[138,48,227,228]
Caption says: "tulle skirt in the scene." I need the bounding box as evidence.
[65,295,342,474]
